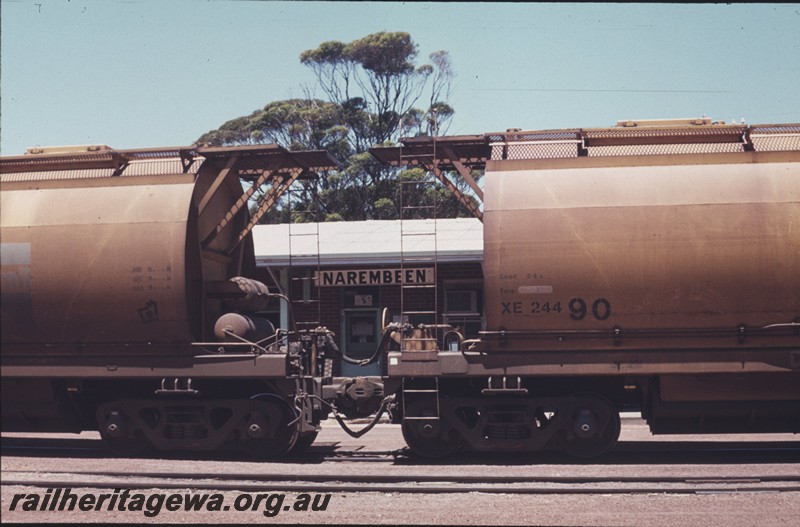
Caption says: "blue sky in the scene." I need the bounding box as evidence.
[1,1,798,155]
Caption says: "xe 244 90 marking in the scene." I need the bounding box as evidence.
[501,298,612,321]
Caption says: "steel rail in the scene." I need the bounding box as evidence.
[4,468,800,486]
[2,442,799,460]
[3,473,799,495]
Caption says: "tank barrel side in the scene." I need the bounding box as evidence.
[1,163,197,346]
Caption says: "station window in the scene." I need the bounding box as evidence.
[443,281,483,339]
[445,290,479,315]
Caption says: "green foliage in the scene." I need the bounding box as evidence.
[392,168,481,220]
[197,99,351,158]
[299,40,348,65]
[324,212,345,222]
[347,32,417,76]
[196,32,477,223]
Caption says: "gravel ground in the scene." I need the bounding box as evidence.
[3,417,799,525]
[4,485,800,525]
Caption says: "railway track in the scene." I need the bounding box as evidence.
[3,468,800,495]
[3,437,799,463]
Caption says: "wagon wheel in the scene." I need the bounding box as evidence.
[401,399,462,458]
[557,393,621,458]
[96,405,152,457]
[241,395,299,459]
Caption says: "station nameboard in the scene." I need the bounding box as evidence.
[316,268,434,287]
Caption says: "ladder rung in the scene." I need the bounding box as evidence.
[401,231,436,236]
[404,389,439,393]
[289,233,319,236]
[404,416,441,420]
[293,300,319,304]
[296,321,321,326]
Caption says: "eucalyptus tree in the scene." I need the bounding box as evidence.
[196,31,464,222]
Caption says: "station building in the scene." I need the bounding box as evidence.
[251,218,483,376]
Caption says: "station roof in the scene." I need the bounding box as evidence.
[253,218,483,267]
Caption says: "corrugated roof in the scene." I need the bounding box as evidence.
[253,218,483,266]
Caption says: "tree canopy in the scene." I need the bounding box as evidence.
[196,31,478,223]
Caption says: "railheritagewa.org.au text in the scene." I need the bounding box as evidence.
[9,488,331,518]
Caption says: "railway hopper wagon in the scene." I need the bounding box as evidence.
[370,120,800,457]
[0,144,343,457]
